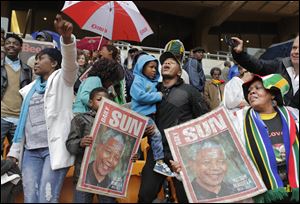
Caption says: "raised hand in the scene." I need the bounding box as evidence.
[54,14,73,44]
[231,37,244,54]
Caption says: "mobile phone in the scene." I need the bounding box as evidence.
[224,35,236,48]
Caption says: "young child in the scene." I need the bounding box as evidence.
[130,54,174,177]
[66,87,116,203]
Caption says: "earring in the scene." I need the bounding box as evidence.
[272,100,277,107]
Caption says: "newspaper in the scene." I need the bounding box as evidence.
[77,98,148,198]
[165,107,266,203]
[1,173,21,185]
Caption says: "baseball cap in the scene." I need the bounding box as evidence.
[159,51,181,66]
[193,47,205,53]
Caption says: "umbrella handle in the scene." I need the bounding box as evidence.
[97,34,104,51]
[97,2,113,51]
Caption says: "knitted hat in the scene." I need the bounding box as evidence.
[164,39,185,56]
[242,74,290,106]
[37,48,62,69]
[160,39,185,66]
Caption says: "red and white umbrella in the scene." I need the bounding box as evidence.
[61,1,153,48]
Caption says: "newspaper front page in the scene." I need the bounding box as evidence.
[165,107,266,203]
[77,98,148,198]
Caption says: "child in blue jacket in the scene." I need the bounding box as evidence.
[130,54,174,177]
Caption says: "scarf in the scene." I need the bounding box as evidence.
[13,77,47,143]
[244,107,299,203]
[211,79,225,86]
[211,79,224,101]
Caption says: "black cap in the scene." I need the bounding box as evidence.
[193,47,205,53]
[159,51,181,67]
[128,47,138,53]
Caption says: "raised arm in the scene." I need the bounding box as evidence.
[231,37,284,75]
[54,14,78,86]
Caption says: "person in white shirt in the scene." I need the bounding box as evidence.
[7,14,78,203]
[223,65,254,117]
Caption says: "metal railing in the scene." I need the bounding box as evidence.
[113,42,233,62]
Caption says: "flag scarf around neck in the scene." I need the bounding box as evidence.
[211,79,225,85]
[13,77,47,143]
[244,106,299,202]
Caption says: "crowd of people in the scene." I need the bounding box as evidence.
[1,13,299,203]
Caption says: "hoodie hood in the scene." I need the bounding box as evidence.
[133,54,160,82]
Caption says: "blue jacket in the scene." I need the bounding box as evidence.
[228,64,239,80]
[130,55,162,116]
[183,58,206,92]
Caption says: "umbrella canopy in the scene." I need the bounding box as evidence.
[77,36,109,51]
[259,39,293,60]
[61,1,153,42]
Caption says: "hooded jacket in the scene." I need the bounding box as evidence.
[130,55,162,116]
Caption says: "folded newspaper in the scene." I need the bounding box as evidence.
[1,173,21,185]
